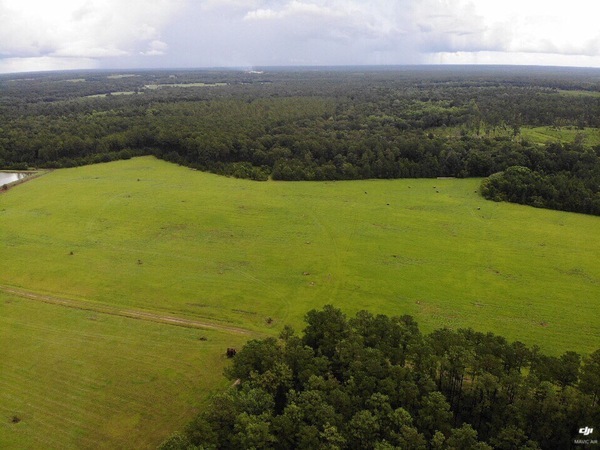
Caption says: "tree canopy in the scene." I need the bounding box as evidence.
[161,305,600,450]
[1,67,599,214]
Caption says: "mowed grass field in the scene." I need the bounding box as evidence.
[1,156,599,447]
[0,291,249,449]
[520,126,600,147]
[434,125,600,147]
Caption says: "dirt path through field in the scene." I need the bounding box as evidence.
[0,285,254,335]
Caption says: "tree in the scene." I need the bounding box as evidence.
[446,423,492,450]
[303,305,350,359]
[555,351,581,387]
[158,433,196,450]
[580,349,600,405]
[489,425,540,450]
[346,410,381,449]
[232,412,276,449]
[172,306,599,450]
[416,391,452,439]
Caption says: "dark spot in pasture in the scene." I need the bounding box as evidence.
[11,416,21,424]
[364,191,367,194]
[226,348,237,358]
[69,251,74,255]
[137,259,143,265]
[198,336,208,341]
[266,317,273,324]
[137,178,140,181]
[477,207,481,210]
[540,322,549,327]
[302,272,311,276]
[387,203,390,206]
[436,191,439,193]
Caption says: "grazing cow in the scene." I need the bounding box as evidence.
[226,348,237,358]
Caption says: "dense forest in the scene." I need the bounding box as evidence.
[1,66,600,214]
[160,306,600,450]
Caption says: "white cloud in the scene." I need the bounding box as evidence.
[243,0,407,40]
[245,2,343,21]
[0,0,185,71]
[440,0,600,57]
[217,0,600,66]
[141,40,169,56]
[426,51,600,68]
[0,56,97,73]
[2,0,600,72]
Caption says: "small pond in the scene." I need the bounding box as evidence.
[0,172,29,187]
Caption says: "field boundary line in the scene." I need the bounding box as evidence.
[0,285,254,335]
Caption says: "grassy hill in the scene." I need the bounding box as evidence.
[1,156,599,448]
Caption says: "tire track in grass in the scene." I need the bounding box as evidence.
[0,285,254,336]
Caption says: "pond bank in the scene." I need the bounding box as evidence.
[0,171,46,190]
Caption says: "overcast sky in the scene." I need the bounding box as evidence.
[1,0,600,73]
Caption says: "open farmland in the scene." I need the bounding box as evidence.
[0,291,249,449]
[1,156,600,448]
[433,125,600,147]
[520,125,600,147]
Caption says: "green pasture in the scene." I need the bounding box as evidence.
[1,156,599,447]
[85,91,138,98]
[0,291,248,449]
[557,89,600,98]
[434,125,600,147]
[107,74,139,79]
[1,157,599,351]
[144,83,227,90]
[520,126,600,147]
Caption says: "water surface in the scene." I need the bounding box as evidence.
[0,172,29,187]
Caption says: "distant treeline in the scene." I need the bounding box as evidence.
[1,67,599,214]
[160,305,600,450]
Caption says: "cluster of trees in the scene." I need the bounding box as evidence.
[1,67,599,213]
[480,138,600,215]
[481,163,600,215]
[161,306,600,450]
